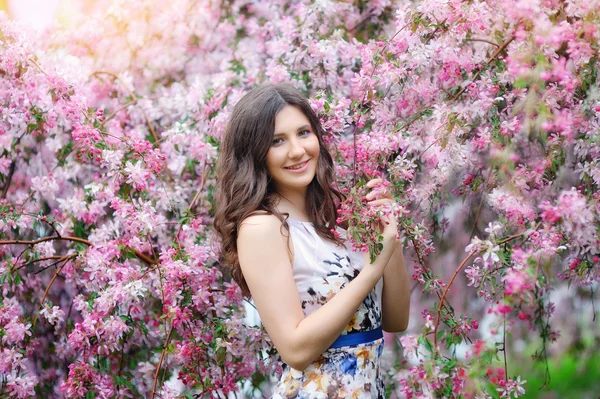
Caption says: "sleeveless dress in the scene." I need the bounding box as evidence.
[271,217,385,399]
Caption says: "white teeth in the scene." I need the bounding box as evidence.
[286,161,307,170]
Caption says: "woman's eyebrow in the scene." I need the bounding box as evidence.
[273,125,311,137]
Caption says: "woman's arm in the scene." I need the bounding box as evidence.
[381,240,410,332]
[237,214,396,371]
[364,178,410,332]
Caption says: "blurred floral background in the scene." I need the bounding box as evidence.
[1,0,599,398]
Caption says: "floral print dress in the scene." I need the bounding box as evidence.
[272,217,385,399]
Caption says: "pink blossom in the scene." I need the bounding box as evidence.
[503,268,532,296]
[399,335,419,359]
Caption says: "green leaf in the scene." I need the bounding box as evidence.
[436,329,445,342]
[513,77,528,89]
[418,336,433,353]
[97,356,110,372]
[114,375,136,390]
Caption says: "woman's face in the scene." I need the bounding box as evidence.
[266,105,320,195]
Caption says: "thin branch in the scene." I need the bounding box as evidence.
[1,161,15,199]
[348,13,374,33]
[0,235,92,247]
[433,229,531,350]
[41,218,62,237]
[465,37,500,48]
[103,100,138,123]
[91,71,160,144]
[450,36,515,103]
[17,191,36,212]
[91,71,175,183]
[132,249,158,266]
[33,255,76,275]
[175,163,212,249]
[353,24,408,185]
[150,326,174,399]
[2,236,157,265]
[32,259,70,328]
[469,167,493,241]
[27,58,49,76]
[188,163,212,210]
[503,311,508,377]
[17,255,66,270]
[433,250,477,349]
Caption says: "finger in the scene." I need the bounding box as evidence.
[379,186,392,199]
[366,186,391,200]
[367,198,394,206]
[366,178,383,188]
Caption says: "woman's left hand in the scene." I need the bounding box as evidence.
[365,178,392,201]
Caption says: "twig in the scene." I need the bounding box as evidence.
[175,163,212,249]
[17,255,69,270]
[132,249,158,266]
[1,161,15,199]
[466,37,500,48]
[17,191,36,212]
[348,13,374,33]
[433,251,478,349]
[33,255,76,275]
[450,36,515,103]
[92,71,175,183]
[150,326,174,399]
[432,229,531,351]
[353,24,408,185]
[0,235,92,246]
[32,259,70,327]
[409,237,453,313]
[27,58,49,76]
[469,167,493,241]
[103,100,138,123]
[2,236,156,265]
[91,71,160,144]
[188,164,212,210]
[503,310,508,377]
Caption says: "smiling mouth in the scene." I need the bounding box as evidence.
[284,160,310,170]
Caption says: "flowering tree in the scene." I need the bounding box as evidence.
[1,0,599,398]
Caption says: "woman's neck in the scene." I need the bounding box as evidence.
[275,189,308,220]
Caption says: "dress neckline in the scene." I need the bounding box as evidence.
[286,215,313,224]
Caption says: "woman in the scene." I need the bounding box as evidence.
[214,83,410,398]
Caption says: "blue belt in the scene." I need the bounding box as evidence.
[329,326,383,349]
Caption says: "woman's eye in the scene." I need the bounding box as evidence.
[299,130,311,136]
[272,138,283,145]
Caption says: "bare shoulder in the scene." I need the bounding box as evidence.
[238,213,289,242]
[237,213,293,276]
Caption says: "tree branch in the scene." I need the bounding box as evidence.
[433,228,531,351]
[433,250,477,349]
[466,37,500,48]
[2,236,157,265]
[17,255,68,270]
[0,235,92,246]
[91,71,160,144]
[150,326,174,399]
[450,36,515,103]
[1,161,16,199]
[32,256,73,328]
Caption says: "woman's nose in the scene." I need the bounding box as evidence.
[288,140,306,158]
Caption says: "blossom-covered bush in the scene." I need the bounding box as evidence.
[1,0,599,397]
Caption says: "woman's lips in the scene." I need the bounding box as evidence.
[284,159,310,172]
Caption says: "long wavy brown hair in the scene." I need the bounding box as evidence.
[213,84,346,297]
